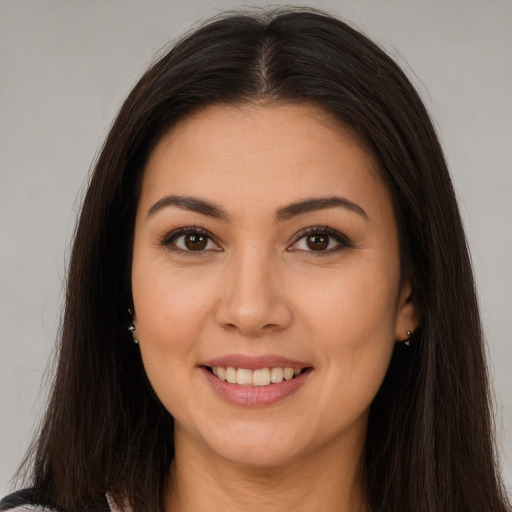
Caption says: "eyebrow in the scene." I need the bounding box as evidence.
[276,196,368,222]
[147,194,368,222]
[148,195,229,220]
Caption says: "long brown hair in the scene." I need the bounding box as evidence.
[20,8,510,512]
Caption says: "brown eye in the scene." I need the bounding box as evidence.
[306,234,329,251]
[289,227,349,255]
[184,233,208,251]
[164,228,221,253]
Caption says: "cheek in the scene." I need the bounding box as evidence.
[130,254,219,403]
[296,261,399,398]
[132,254,218,347]
[300,262,399,343]
[132,267,219,417]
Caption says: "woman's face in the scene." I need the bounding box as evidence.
[131,103,417,468]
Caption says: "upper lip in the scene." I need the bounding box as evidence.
[202,354,311,370]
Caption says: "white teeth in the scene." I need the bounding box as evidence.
[236,368,253,386]
[270,367,284,383]
[283,368,294,380]
[211,366,305,386]
[225,367,237,384]
[253,368,271,386]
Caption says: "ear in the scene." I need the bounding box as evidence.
[395,279,421,342]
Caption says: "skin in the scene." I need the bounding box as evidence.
[131,103,419,512]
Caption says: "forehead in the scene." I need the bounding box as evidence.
[139,102,390,221]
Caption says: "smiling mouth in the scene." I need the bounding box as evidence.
[204,366,311,387]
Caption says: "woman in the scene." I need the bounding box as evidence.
[2,7,510,512]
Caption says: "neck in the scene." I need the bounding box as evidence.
[164,428,368,512]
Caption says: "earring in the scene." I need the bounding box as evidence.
[403,329,412,346]
[128,323,138,344]
[128,308,139,344]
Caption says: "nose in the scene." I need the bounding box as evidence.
[214,248,293,337]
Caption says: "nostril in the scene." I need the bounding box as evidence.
[222,323,238,333]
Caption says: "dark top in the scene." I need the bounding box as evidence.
[0,490,111,512]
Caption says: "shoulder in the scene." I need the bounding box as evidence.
[0,490,111,512]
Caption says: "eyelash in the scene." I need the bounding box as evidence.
[290,226,352,255]
[160,226,221,256]
[159,225,351,256]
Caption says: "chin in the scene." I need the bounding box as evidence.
[191,419,318,469]
[215,440,304,469]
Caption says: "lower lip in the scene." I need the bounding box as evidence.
[201,367,311,407]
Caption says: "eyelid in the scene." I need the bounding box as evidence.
[159,225,351,255]
[288,226,351,254]
[160,226,222,253]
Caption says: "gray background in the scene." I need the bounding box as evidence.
[1,0,511,496]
